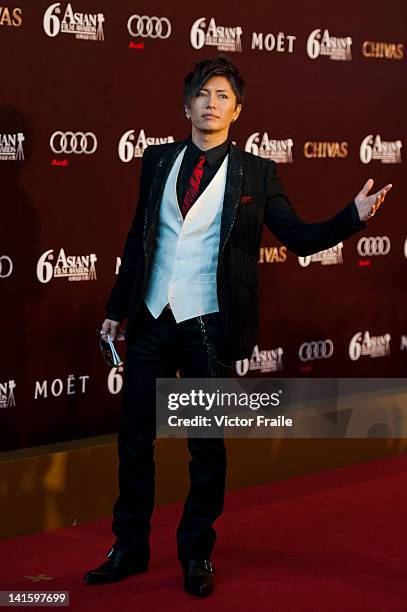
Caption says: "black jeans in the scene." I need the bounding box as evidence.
[111,301,231,562]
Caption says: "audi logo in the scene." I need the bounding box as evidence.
[299,340,334,362]
[127,15,171,39]
[50,131,97,155]
[0,255,13,278]
[357,236,390,257]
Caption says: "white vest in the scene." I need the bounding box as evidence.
[144,147,228,322]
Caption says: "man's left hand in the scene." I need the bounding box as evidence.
[354,178,392,221]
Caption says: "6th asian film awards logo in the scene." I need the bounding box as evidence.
[245,132,294,163]
[236,345,284,376]
[107,368,123,395]
[43,3,105,41]
[118,129,174,162]
[36,248,97,283]
[298,242,343,267]
[306,28,352,60]
[190,17,242,52]
[0,380,16,408]
[0,133,25,161]
[348,331,391,361]
[359,135,402,164]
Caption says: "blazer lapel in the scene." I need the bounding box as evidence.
[143,140,243,256]
[143,140,187,250]
[219,144,243,256]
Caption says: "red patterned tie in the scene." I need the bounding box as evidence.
[181,154,206,218]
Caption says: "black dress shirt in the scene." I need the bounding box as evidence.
[176,136,230,207]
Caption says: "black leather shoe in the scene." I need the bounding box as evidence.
[182,559,215,597]
[83,547,149,585]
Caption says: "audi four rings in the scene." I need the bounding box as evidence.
[0,256,13,278]
[298,340,334,361]
[50,132,97,154]
[127,15,171,39]
[357,236,391,256]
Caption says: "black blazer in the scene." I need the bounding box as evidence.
[106,139,366,361]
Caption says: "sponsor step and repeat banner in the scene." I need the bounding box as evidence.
[1,1,406,450]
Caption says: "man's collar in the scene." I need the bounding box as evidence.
[186,135,230,166]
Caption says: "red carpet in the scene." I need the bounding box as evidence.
[1,455,407,610]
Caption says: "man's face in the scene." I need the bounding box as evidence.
[186,75,242,135]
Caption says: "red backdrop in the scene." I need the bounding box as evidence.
[1,0,406,450]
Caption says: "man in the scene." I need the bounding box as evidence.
[83,57,392,596]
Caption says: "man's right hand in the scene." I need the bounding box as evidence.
[101,318,121,342]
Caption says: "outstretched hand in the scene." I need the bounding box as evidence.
[354,179,392,221]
